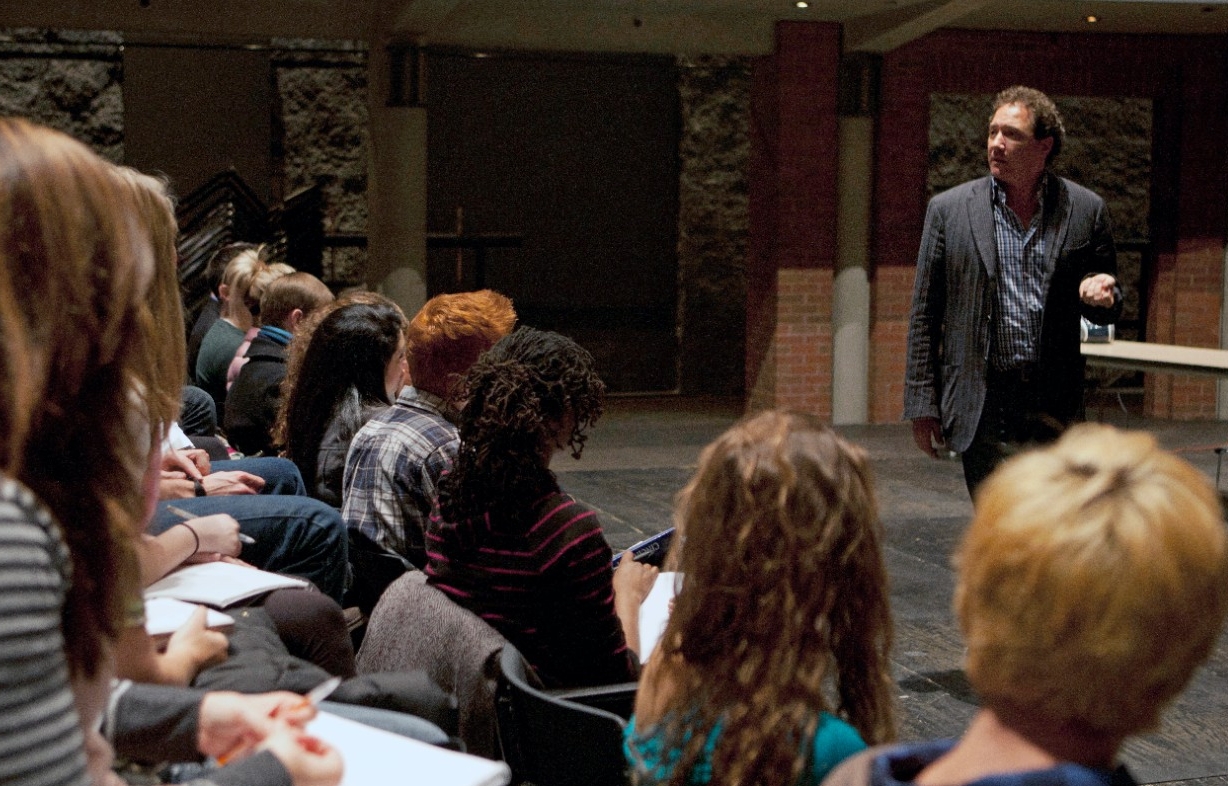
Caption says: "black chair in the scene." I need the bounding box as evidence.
[495,644,634,786]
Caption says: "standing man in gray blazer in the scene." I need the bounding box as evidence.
[904,86,1122,496]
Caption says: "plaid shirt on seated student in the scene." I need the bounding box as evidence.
[341,386,458,568]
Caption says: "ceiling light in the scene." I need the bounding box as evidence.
[1086,14,1098,22]
[796,1,809,8]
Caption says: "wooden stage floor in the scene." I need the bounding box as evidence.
[552,396,1228,786]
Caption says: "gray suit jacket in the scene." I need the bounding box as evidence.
[903,174,1122,453]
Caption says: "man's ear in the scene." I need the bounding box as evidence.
[217,283,231,303]
[285,308,304,333]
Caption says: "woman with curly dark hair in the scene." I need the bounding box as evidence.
[425,327,657,688]
[625,410,896,786]
[277,294,407,507]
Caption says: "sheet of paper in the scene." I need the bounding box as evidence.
[310,711,511,786]
[638,571,680,661]
[143,597,233,637]
[144,561,308,608]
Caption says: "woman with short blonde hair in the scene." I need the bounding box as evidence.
[823,423,1228,786]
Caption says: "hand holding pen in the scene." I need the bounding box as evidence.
[210,677,343,766]
[165,505,256,563]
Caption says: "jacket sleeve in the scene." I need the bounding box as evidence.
[903,198,948,422]
[104,682,293,786]
[1077,197,1124,326]
[105,681,206,763]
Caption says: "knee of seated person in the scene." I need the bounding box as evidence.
[212,456,307,496]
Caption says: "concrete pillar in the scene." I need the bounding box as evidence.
[831,53,879,425]
[366,39,428,316]
[833,116,873,424]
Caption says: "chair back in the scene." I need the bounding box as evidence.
[356,570,506,758]
[495,644,630,786]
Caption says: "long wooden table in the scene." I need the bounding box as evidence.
[1081,340,1228,378]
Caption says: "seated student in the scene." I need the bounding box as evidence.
[278,294,407,508]
[224,261,296,393]
[107,163,454,745]
[627,410,896,786]
[822,423,1228,786]
[145,441,350,603]
[425,328,658,689]
[195,245,268,419]
[225,272,335,456]
[188,242,260,381]
[342,290,516,571]
[0,116,340,786]
[104,169,349,605]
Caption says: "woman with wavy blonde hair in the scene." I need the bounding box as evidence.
[627,410,896,786]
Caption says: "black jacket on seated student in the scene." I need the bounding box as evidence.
[225,273,333,455]
[226,330,290,456]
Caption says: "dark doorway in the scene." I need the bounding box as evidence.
[425,50,680,393]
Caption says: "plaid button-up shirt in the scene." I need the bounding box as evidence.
[990,174,1049,372]
[341,387,458,567]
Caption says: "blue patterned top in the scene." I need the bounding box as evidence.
[624,711,865,785]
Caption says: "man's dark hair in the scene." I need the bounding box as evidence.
[992,86,1065,164]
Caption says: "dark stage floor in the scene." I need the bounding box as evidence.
[551,396,1228,786]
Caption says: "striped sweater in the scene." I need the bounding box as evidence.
[0,476,88,786]
[425,490,636,688]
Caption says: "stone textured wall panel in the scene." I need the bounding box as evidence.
[0,29,123,160]
[274,47,369,286]
[677,54,752,397]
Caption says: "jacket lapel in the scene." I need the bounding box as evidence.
[967,177,997,278]
[1042,174,1071,277]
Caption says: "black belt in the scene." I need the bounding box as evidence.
[987,365,1039,388]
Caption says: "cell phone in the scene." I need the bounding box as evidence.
[611,527,674,569]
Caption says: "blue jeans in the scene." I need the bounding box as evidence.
[179,385,217,437]
[209,456,307,495]
[152,459,348,602]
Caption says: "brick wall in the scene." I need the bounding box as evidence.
[746,21,841,418]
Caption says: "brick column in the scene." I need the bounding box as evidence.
[746,21,841,418]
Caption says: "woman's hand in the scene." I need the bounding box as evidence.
[162,606,229,682]
[162,448,211,480]
[614,552,659,609]
[201,470,265,496]
[260,728,343,786]
[182,513,242,559]
[613,552,659,656]
[197,691,318,760]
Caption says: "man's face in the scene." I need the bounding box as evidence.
[987,102,1053,190]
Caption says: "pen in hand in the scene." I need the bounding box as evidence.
[165,504,256,545]
[216,677,342,765]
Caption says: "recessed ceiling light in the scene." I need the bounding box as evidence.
[1086,14,1098,22]
[796,1,809,8]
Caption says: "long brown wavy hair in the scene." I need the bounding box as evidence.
[641,410,895,785]
[0,119,155,678]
